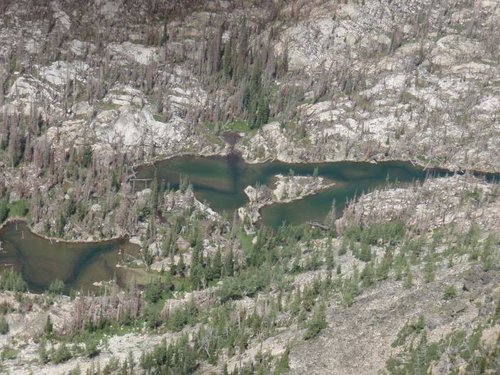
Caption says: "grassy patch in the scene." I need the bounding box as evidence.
[443,285,457,300]
[8,199,29,218]
[1,346,18,360]
[1,199,30,223]
[452,24,465,34]
[399,90,418,104]
[221,120,255,133]
[153,114,166,122]
[97,102,120,111]
[237,229,254,254]
[120,267,157,287]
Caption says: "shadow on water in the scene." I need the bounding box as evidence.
[133,155,497,228]
[2,155,497,293]
[0,221,139,293]
[227,152,241,193]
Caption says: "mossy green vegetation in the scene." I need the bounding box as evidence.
[221,119,254,133]
[0,198,29,223]
[0,269,27,292]
[7,199,29,218]
[0,316,9,335]
[386,321,499,374]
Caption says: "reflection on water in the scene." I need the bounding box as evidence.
[0,221,139,292]
[136,155,450,227]
[1,156,490,292]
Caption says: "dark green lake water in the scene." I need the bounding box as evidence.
[0,222,138,292]
[136,155,448,227]
[1,156,493,292]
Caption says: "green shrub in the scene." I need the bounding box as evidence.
[392,315,425,347]
[303,303,327,340]
[48,279,65,295]
[44,315,53,336]
[0,301,12,315]
[8,200,29,217]
[0,269,27,292]
[0,316,9,334]
[274,348,290,374]
[219,268,268,303]
[38,340,49,364]
[0,345,17,360]
[344,222,406,245]
[0,198,8,223]
[443,285,457,300]
[341,277,359,306]
[52,343,72,364]
[85,339,100,358]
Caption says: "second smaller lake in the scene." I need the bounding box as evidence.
[0,221,140,292]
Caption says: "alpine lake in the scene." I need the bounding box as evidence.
[1,155,469,292]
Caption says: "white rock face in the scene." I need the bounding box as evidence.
[38,61,89,86]
[108,42,160,65]
[95,107,185,148]
[68,39,95,57]
[6,76,61,117]
[97,0,122,19]
[71,101,92,117]
[240,174,335,224]
[90,203,102,213]
[282,18,338,72]
[272,174,334,202]
[0,0,499,175]
[103,85,145,107]
[342,175,500,232]
[53,10,71,31]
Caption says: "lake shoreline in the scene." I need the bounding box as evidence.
[0,218,131,246]
[141,122,500,175]
[135,148,500,177]
[3,156,497,245]
[129,128,500,177]
[243,179,338,226]
[134,153,500,228]
[0,220,140,292]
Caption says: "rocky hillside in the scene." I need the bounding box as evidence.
[0,173,498,374]
[0,1,499,374]
[1,0,499,175]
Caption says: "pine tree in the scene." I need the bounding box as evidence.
[339,239,347,256]
[44,315,53,336]
[0,198,8,223]
[48,279,65,295]
[127,351,135,372]
[424,255,435,283]
[150,172,159,214]
[177,254,186,277]
[358,242,372,262]
[222,40,232,79]
[325,241,335,270]
[38,339,49,364]
[224,249,235,277]
[274,347,290,374]
[190,242,204,289]
[404,265,413,289]
[360,263,375,287]
[0,316,9,334]
[303,303,327,340]
[52,342,72,364]
[212,247,222,280]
